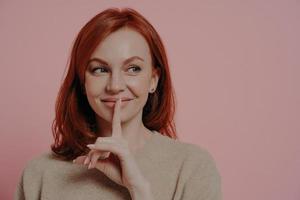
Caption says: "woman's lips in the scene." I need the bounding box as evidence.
[101,99,132,108]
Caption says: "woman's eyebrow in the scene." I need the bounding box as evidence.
[88,56,144,66]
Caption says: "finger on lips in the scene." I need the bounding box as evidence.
[112,98,122,138]
[74,98,123,168]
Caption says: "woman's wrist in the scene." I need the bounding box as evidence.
[129,180,155,200]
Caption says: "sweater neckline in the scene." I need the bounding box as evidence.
[132,130,159,157]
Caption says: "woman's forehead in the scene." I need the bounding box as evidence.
[90,28,151,64]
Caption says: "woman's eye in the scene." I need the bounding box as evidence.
[91,65,141,74]
[92,66,108,73]
[128,65,141,73]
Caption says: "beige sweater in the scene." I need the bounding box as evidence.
[14,131,222,200]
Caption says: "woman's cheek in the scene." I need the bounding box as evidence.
[86,79,106,96]
[127,75,150,92]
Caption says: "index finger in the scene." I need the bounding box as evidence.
[112,98,122,138]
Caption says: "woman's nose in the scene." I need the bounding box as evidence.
[106,71,126,93]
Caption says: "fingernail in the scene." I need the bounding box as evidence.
[84,157,89,165]
[104,152,110,158]
[88,162,92,169]
[87,144,95,149]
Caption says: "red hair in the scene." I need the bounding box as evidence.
[51,7,178,160]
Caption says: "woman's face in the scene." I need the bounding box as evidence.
[84,27,159,124]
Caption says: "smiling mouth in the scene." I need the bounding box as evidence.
[101,99,132,102]
[101,99,133,108]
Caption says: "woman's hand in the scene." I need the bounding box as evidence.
[73,98,149,192]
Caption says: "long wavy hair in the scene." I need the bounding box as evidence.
[51,7,178,160]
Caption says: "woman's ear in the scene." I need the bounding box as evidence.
[149,67,160,93]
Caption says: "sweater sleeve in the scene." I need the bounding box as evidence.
[14,170,25,200]
[174,144,222,200]
[14,156,44,200]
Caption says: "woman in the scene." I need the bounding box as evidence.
[15,7,222,200]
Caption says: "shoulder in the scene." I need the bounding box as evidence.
[160,137,222,199]
[154,132,215,159]
[15,152,69,199]
[22,151,65,175]
[24,151,58,166]
[153,132,218,168]
[184,142,218,168]
[16,152,59,194]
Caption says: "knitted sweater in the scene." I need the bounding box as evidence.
[14,131,222,200]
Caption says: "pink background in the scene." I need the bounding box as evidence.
[1,0,299,199]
